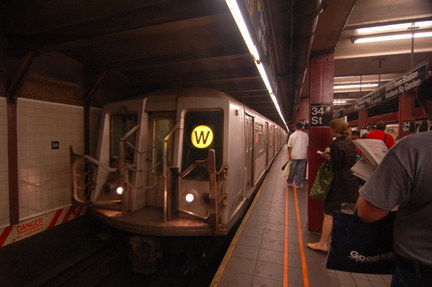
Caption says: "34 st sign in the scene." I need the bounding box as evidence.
[310,104,333,127]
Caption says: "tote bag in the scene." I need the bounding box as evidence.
[309,163,334,201]
[326,210,397,274]
[282,161,291,178]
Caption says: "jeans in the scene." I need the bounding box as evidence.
[287,159,307,186]
[391,266,432,287]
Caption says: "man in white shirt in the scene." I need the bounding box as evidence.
[287,122,309,188]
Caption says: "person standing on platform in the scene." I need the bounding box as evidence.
[350,130,361,140]
[419,119,429,132]
[357,75,432,286]
[287,122,309,188]
[307,119,359,252]
[361,124,376,138]
[350,130,363,157]
[390,128,399,141]
[366,121,395,149]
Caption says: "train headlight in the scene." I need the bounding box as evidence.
[185,193,195,203]
[183,189,198,205]
[116,186,124,195]
[102,180,124,197]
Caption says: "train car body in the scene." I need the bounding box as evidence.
[71,88,286,239]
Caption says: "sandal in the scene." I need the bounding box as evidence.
[306,242,328,253]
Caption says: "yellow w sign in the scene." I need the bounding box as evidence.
[191,125,214,148]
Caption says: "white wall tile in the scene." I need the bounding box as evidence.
[1,97,101,226]
[17,98,86,220]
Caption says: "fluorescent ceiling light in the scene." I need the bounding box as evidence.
[352,31,432,43]
[357,21,432,35]
[334,83,378,90]
[225,0,260,62]
[256,62,272,93]
[333,100,347,104]
[225,0,288,129]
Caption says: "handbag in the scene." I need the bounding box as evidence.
[326,210,397,274]
[309,163,334,201]
[282,161,291,178]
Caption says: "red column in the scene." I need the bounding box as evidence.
[307,52,334,231]
[358,110,368,129]
[398,93,416,139]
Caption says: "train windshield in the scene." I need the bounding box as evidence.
[110,113,138,162]
[182,111,223,179]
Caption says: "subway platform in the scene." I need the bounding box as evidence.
[211,145,392,287]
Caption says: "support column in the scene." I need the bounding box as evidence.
[6,51,38,225]
[398,93,416,139]
[358,110,368,132]
[307,52,334,231]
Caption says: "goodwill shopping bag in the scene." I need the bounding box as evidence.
[282,161,291,178]
[309,163,334,201]
[326,210,397,274]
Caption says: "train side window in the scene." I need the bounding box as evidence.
[257,123,264,153]
[154,118,174,174]
[269,125,274,147]
[182,111,223,180]
[110,113,138,162]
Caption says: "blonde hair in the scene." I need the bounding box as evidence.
[329,119,350,137]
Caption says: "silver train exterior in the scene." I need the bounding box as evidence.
[70,88,287,238]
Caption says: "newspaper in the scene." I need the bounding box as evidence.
[351,139,388,181]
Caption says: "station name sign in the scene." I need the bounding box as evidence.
[310,104,333,126]
[354,62,429,111]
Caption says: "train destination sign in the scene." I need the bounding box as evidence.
[354,62,429,111]
[191,125,214,148]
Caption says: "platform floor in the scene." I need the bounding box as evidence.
[211,145,392,287]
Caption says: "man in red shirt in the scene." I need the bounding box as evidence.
[365,121,395,149]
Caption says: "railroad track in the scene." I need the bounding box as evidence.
[26,230,233,287]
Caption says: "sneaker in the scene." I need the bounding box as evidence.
[287,182,294,187]
[296,184,303,188]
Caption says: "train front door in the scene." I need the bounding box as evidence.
[146,113,175,208]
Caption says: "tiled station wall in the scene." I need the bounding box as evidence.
[0,97,101,227]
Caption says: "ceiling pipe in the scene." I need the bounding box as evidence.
[288,0,325,125]
[265,0,324,127]
[265,1,290,127]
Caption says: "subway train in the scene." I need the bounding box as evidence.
[70,88,286,271]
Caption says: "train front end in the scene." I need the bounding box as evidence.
[70,89,244,237]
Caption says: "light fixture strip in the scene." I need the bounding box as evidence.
[333,100,347,104]
[334,83,379,89]
[357,20,432,35]
[353,31,432,43]
[225,0,260,61]
[225,0,288,129]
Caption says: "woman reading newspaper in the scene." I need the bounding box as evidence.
[307,119,359,252]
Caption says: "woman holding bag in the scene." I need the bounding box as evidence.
[307,119,359,252]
